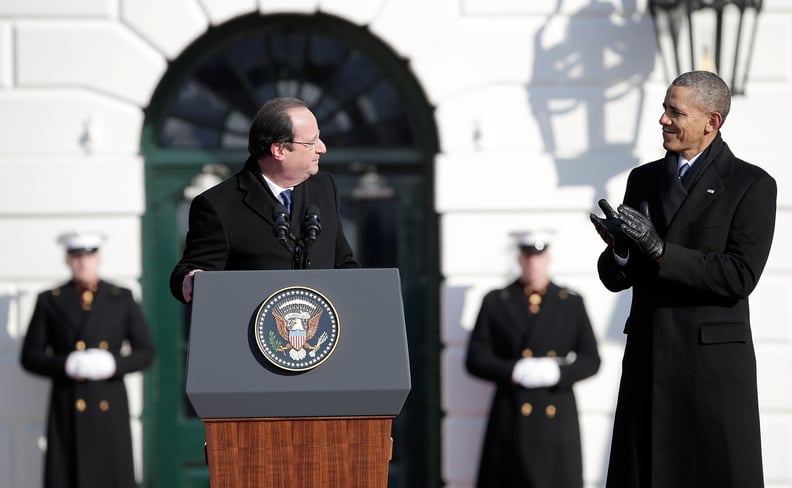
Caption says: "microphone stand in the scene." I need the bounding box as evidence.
[292,241,305,270]
[300,205,322,270]
[272,204,303,269]
[273,204,322,270]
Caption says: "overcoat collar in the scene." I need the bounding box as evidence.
[659,133,725,227]
[662,133,732,236]
[504,280,559,348]
[51,281,83,335]
[238,156,306,225]
[52,280,113,339]
[659,151,687,228]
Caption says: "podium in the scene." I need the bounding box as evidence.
[185,269,411,487]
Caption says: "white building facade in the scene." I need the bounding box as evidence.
[1,0,790,487]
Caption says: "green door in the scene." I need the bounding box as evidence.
[142,155,217,487]
[141,12,440,488]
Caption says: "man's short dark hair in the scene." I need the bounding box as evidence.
[248,97,308,158]
[672,71,731,124]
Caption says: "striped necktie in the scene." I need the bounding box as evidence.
[280,189,292,214]
[678,163,690,181]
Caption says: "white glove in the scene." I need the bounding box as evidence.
[65,350,88,379]
[65,348,116,380]
[512,357,561,389]
[81,348,116,380]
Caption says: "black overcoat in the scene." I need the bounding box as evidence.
[170,157,358,302]
[598,135,776,488]
[466,281,601,488]
[20,280,155,488]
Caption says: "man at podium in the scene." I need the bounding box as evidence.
[170,97,359,303]
[169,102,406,488]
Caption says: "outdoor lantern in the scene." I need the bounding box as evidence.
[649,0,762,95]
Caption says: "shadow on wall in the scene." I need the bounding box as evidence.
[528,0,654,213]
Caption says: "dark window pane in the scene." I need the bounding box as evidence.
[172,80,229,128]
[162,118,219,148]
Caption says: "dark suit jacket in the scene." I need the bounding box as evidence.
[598,134,776,488]
[466,281,600,488]
[20,280,155,488]
[170,157,359,302]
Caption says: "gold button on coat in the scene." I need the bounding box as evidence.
[521,403,533,416]
[99,400,110,411]
[522,348,533,358]
[99,341,109,350]
[75,340,86,351]
[546,405,557,418]
[75,399,86,412]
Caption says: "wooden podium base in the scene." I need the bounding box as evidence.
[204,416,393,488]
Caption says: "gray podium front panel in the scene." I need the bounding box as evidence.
[185,268,411,419]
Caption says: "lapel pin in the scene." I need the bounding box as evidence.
[707,189,715,194]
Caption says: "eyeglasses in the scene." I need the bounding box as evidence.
[286,132,321,151]
[288,140,318,150]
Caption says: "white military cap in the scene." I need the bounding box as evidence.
[510,230,553,254]
[57,229,106,254]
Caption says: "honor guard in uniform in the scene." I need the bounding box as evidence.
[465,231,600,488]
[20,230,155,488]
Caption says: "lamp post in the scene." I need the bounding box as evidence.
[649,0,762,95]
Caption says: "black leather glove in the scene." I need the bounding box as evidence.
[590,199,629,255]
[617,202,664,261]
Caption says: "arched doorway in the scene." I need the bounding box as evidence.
[140,12,440,487]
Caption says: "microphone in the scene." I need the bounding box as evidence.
[304,205,322,245]
[272,204,290,247]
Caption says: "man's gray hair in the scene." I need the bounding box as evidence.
[672,71,731,124]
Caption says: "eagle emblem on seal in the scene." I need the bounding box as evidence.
[273,309,323,360]
[254,287,339,371]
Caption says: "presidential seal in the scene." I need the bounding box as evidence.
[254,286,339,371]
